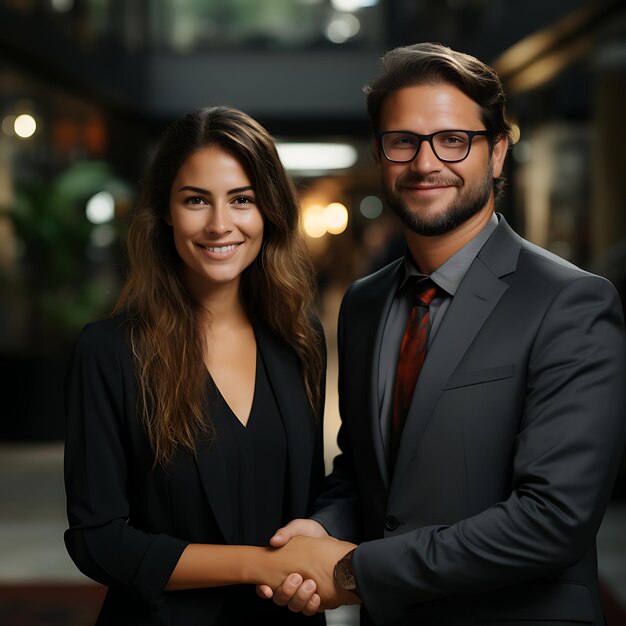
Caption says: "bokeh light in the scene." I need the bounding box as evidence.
[302,204,327,238]
[324,202,349,235]
[85,191,115,224]
[360,195,383,219]
[14,114,37,139]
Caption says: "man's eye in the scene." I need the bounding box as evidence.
[439,134,467,145]
[391,136,417,148]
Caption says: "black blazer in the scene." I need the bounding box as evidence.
[314,215,626,625]
[64,314,326,625]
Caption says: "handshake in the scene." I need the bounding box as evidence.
[255,518,361,615]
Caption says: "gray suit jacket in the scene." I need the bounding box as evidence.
[314,215,625,625]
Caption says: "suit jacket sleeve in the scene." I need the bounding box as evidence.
[352,275,625,624]
[63,322,188,606]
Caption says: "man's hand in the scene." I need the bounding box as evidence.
[269,518,329,547]
[256,518,328,608]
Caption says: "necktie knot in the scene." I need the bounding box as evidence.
[414,283,438,306]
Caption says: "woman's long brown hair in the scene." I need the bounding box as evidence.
[113,106,323,466]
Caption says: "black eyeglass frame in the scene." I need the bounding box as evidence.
[376,129,498,164]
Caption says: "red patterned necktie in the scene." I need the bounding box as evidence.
[389,281,438,469]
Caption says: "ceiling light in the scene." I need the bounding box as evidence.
[276,143,358,173]
[331,0,378,10]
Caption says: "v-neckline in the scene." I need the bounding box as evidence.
[211,347,259,429]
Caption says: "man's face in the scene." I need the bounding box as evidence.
[375,83,507,236]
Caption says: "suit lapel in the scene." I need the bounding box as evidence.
[359,260,404,490]
[390,216,521,500]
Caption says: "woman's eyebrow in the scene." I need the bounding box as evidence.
[177,185,254,194]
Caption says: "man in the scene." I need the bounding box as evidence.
[261,42,626,625]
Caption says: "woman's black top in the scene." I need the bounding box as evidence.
[212,347,287,548]
[63,315,326,626]
[215,349,316,625]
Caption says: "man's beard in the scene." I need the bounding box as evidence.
[383,162,494,236]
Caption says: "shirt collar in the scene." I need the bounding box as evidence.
[399,212,499,296]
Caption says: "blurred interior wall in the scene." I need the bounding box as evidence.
[591,42,626,296]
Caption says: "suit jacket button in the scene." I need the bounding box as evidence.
[385,515,399,531]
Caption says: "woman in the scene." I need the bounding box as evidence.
[64,106,330,625]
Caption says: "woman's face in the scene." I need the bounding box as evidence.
[168,145,264,297]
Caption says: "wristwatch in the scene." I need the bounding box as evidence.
[333,548,360,597]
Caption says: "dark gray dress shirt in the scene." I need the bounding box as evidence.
[378,213,499,454]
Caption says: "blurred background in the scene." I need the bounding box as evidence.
[0,0,625,624]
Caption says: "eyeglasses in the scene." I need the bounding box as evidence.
[376,129,497,163]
